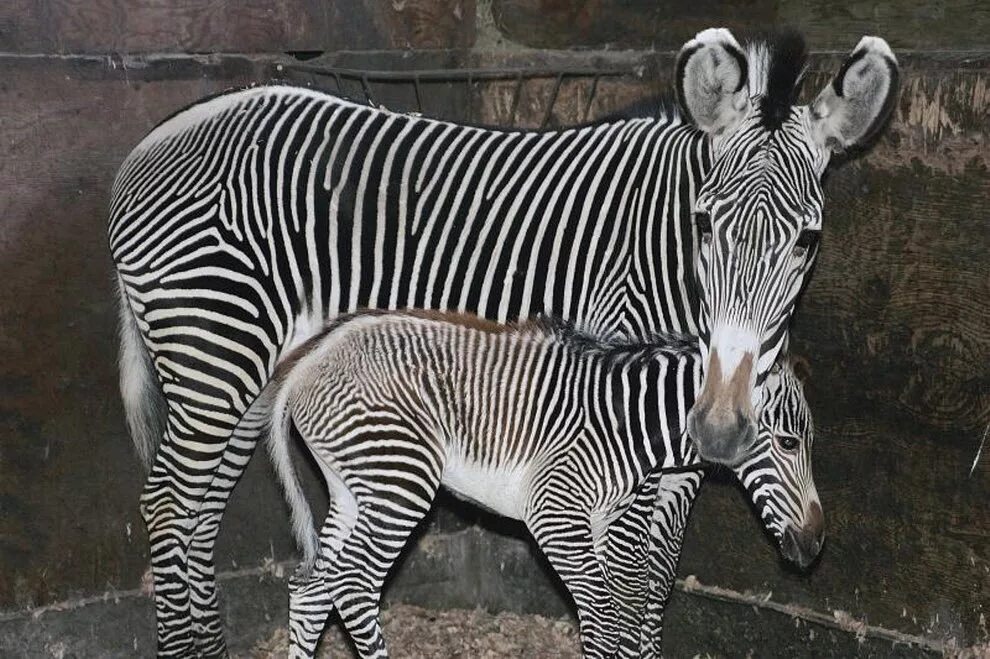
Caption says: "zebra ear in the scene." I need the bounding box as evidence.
[809,36,899,154]
[676,28,751,136]
[786,354,813,385]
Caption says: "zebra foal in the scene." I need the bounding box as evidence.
[263,311,822,658]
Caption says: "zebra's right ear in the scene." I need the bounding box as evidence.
[676,28,751,136]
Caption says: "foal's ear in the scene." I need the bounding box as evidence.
[786,354,813,385]
[809,36,899,154]
[676,28,751,136]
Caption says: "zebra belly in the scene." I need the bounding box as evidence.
[441,453,531,521]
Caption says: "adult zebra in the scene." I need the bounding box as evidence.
[110,29,897,656]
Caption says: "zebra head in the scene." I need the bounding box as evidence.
[677,28,898,465]
[734,359,823,569]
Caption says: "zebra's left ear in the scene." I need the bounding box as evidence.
[809,36,899,154]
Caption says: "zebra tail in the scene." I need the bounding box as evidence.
[116,277,166,472]
[263,381,319,575]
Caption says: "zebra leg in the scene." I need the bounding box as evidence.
[640,468,704,658]
[529,506,619,658]
[289,567,333,659]
[601,470,664,658]
[304,427,441,659]
[139,427,210,657]
[328,480,441,659]
[188,405,270,657]
[188,510,225,657]
[289,495,356,657]
[140,396,263,657]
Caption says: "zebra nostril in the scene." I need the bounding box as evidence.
[810,531,824,559]
[781,527,799,564]
[808,536,821,559]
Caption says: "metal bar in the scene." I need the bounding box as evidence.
[360,74,374,105]
[287,64,633,83]
[413,74,423,113]
[583,73,600,123]
[508,73,523,126]
[541,73,564,129]
[466,72,473,123]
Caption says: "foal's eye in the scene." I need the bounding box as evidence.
[695,212,712,239]
[776,434,800,452]
[793,229,820,258]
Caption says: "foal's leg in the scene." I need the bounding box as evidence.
[327,480,439,659]
[304,422,442,659]
[639,468,704,657]
[528,501,619,659]
[289,495,357,659]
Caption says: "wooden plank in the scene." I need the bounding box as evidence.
[490,0,990,51]
[3,1,986,55]
[490,0,776,50]
[327,0,476,51]
[0,0,475,54]
[780,0,990,52]
[0,0,324,53]
[0,1,52,52]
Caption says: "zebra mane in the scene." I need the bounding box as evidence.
[747,30,809,130]
[519,315,698,361]
[274,311,699,382]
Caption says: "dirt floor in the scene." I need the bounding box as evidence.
[242,603,584,658]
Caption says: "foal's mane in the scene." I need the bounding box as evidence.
[518,315,699,362]
[273,309,699,384]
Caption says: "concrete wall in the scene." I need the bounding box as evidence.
[0,2,987,656]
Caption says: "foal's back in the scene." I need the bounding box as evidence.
[280,310,586,459]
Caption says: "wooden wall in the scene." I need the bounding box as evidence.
[0,1,986,656]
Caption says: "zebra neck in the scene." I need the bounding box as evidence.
[619,128,714,338]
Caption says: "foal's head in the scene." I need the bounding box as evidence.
[733,359,823,568]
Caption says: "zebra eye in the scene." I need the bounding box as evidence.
[695,212,712,239]
[793,229,820,258]
[776,434,800,452]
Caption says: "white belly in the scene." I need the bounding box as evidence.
[442,454,530,521]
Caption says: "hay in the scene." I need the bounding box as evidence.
[242,603,582,658]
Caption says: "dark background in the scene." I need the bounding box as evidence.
[0,1,987,656]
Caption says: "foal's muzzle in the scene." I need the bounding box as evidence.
[780,501,825,569]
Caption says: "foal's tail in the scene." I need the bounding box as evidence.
[116,276,166,472]
[262,374,320,575]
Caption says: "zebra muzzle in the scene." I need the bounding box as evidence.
[687,348,758,466]
[781,501,825,568]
